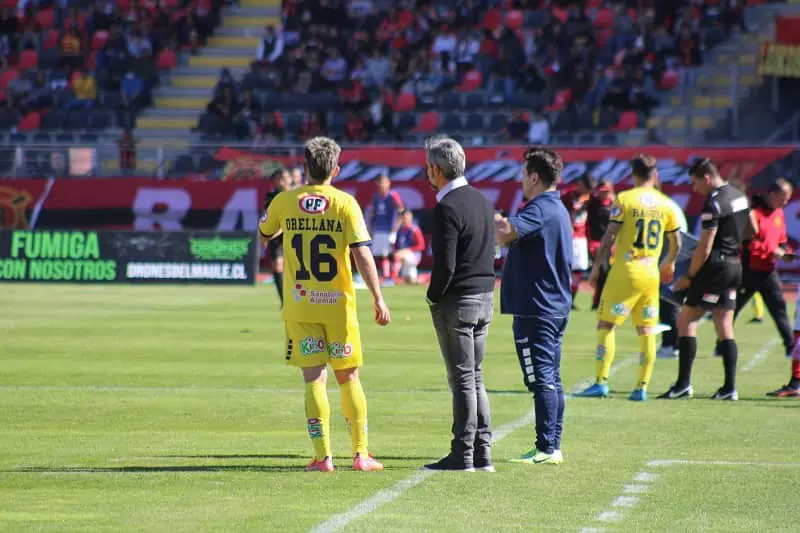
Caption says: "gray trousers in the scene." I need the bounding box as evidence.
[430,291,494,463]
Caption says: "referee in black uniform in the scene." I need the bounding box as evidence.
[659,159,751,401]
[263,169,292,307]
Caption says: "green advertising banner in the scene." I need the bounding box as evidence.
[0,230,258,285]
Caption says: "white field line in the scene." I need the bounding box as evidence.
[741,338,780,373]
[648,459,800,468]
[580,457,800,531]
[309,358,637,533]
[0,386,455,395]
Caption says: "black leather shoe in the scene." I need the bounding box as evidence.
[423,455,475,472]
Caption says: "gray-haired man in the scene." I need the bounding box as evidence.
[423,137,497,472]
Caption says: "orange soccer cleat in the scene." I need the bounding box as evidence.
[307,457,335,472]
[353,453,384,472]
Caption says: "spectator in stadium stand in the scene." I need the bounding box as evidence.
[120,71,146,129]
[60,26,85,71]
[345,111,366,143]
[391,209,425,285]
[677,23,704,89]
[68,69,98,110]
[300,110,327,140]
[504,110,529,143]
[236,90,262,140]
[207,86,240,137]
[528,110,550,145]
[367,90,396,140]
[255,25,285,66]
[257,111,285,144]
[722,0,749,35]
[587,180,616,311]
[367,174,403,285]
[714,179,795,359]
[119,130,137,173]
[27,71,52,111]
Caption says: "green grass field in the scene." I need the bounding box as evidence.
[1,284,799,533]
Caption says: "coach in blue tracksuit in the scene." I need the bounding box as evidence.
[495,147,573,465]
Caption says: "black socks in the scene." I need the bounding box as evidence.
[676,336,697,389]
[718,339,738,392]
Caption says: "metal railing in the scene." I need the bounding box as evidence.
[1,141,799,180]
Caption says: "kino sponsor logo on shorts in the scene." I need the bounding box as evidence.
[328,342,354,359]
[300,336,326,357]
[643,306,658,319]
[611,303,628,316]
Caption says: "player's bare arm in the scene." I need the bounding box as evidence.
[588,222,621,287]
[660,230,681,284]
[351,245,391,326]
[674,226,717,291]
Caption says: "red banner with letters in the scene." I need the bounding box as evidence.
[759,16,800,77]
[0,146,797,270]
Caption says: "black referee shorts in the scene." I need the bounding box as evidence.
[684,260,742,311]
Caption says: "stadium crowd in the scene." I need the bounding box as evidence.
[199,0,752,142]
[0,0,224,138]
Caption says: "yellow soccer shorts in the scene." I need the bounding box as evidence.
[598,267,660,327]
[284,321,363,370]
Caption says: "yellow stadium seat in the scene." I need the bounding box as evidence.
[171,76,217,89]
[189,56,252,68]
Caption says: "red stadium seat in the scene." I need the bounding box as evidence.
[505,10,524,29]
[610,110,638,131]
[0,68,18,90]
[456,70,483,92]
[17,111,41,131]
[36,9,56,29]
[156,49,178,70]
[92,30,109,51]
[545,89,572,111]
[553,7,568,23]
[18,50,38,70]
[42,30,60,50]
[658,69,680,90]
[393,92,416,112]
[414,111,440,133]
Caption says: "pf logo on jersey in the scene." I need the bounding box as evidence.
[299,195,329,214]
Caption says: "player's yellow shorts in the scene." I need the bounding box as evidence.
[598,266,660,327]
[284,321,363,370]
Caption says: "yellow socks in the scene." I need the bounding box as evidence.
[304,381,331,460]
[596,328,616,383]
[636,334,657,390]
[752,293,765,320]
[339,379,369,456]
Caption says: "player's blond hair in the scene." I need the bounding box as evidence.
[304,137,341,184]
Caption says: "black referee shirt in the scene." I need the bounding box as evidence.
[699,183,750,257]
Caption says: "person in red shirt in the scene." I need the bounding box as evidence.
[717,179,794,368]
[562,174,593,308]
[587,180,616,310]
[391,209,425,284]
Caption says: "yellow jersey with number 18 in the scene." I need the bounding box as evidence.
[609,186,680,278]
[259,184,372,324]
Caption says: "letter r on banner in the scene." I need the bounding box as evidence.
[132,188,191,230]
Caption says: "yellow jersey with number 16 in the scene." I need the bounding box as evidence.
[609,186,680,278]
[259,184,372,324]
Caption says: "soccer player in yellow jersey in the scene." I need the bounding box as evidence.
[575,155,681,401]
[259,137,391,472]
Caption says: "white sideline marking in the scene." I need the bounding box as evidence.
[742,338,780,373]
[309,359,636,533]
[623,484,649,494]
[648,459,800,468]
[633,472,658,483]
[582,459,800,530]
[306,410,533,533]
[612,496,639,508]
[597,511,623,522]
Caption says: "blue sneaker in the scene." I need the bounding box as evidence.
[628,389,647,402]
[574,382,609,398]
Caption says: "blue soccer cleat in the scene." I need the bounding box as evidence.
[574,382,609,398]
[628,389,647,402]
